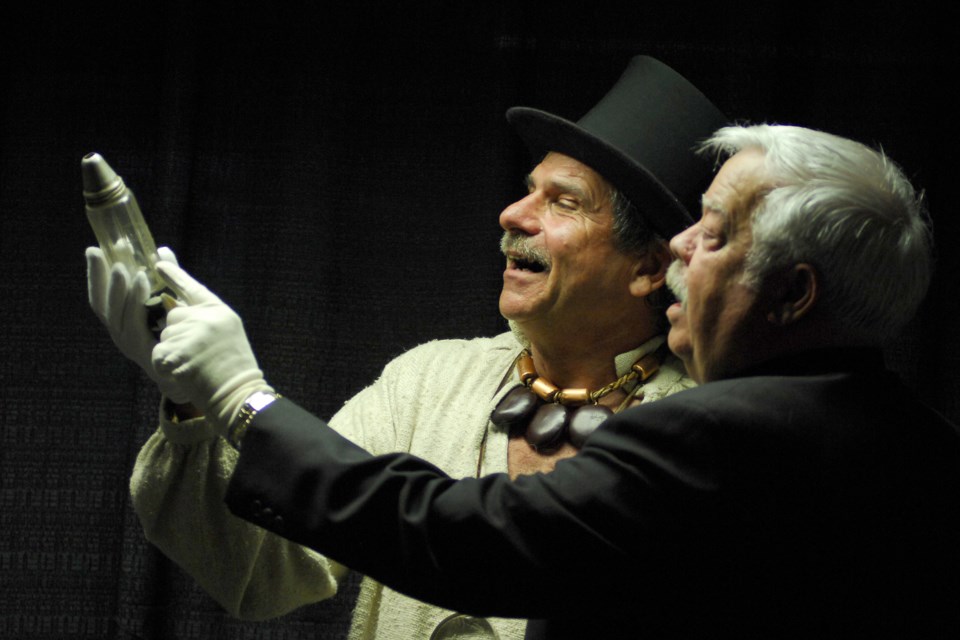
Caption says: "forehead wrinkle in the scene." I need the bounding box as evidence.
[703,180,765,234]
[719,152,774,221]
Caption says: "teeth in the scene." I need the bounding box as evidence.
[501,233,550,273]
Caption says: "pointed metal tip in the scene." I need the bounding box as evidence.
[81,152,123,202]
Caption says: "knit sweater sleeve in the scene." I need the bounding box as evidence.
[130,334,516,624]
[127,340,442,621]
[130,406,348,620]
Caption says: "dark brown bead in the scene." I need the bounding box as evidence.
[568,404,613,448]
[490,386,540,434]
[525,403,569,452]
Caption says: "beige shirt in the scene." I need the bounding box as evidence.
[130,332,695,639]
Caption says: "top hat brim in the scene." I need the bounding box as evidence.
[507,106,695,239]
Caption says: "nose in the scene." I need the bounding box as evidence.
[669,224,698,264]
[499,192,542,235]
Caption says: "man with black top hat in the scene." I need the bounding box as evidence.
[151,124,960,639]
[87,56,726,639]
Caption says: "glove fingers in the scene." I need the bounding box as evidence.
[106,263,133,335]
[152,321,190,375]
[156,261,218,306]
[157,246,179,266]
[86,247,109,322]
[123,270,152,340]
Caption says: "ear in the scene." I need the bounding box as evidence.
[766,263,819,326]
[628,242,671,298]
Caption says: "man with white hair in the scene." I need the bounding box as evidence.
[665,124,935,383]
[145,123,960,638]
[88,56,727,639]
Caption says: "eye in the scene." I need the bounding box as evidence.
[552,197,579,213]
[700,227,725,250]
[696,209,728,250]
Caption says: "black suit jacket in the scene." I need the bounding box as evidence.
[225,349,960,639]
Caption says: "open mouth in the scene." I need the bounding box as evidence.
[510,256,548,273]
[501,232,551,275]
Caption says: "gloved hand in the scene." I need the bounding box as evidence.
[86,246,192,403]
[152,261,274,436]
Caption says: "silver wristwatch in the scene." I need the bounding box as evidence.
[228,391,278,450]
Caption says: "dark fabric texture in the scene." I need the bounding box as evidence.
[225,350,960,639]
[2,2,956,639]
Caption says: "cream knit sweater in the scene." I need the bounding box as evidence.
[130,332,694,639]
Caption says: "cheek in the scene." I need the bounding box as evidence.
[667,322,691,357]
[545,229,579,263]
[682,270,729,344]
[683,268,710,311]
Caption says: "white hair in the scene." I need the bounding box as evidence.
[700,124,932,342]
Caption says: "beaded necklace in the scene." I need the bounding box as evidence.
[489,346,665,452]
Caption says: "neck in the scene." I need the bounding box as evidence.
[515,322,660,390]
[698,316,875,383]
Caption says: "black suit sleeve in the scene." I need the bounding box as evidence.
[225,396,722,618]
[224,358,960,636]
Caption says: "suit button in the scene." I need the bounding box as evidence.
[272,515,284,531]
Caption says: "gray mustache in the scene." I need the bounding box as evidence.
[500,233,552,270]
[666,259,688,303]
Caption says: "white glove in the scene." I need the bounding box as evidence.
[86,246,192,403]
[151,261,274,436]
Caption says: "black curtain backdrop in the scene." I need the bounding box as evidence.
[2,2,955,638]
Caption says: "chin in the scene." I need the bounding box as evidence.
[499,295,543,328]
[499,290,531,320]
[667,331,692,364]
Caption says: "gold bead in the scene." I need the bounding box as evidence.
[632,353,661,381]
[517,353,538,384]
[530,377,559,402]
[557,388,590,405]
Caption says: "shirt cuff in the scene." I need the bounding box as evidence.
[158,397,220,445]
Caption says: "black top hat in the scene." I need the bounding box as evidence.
[507,56,727,239]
